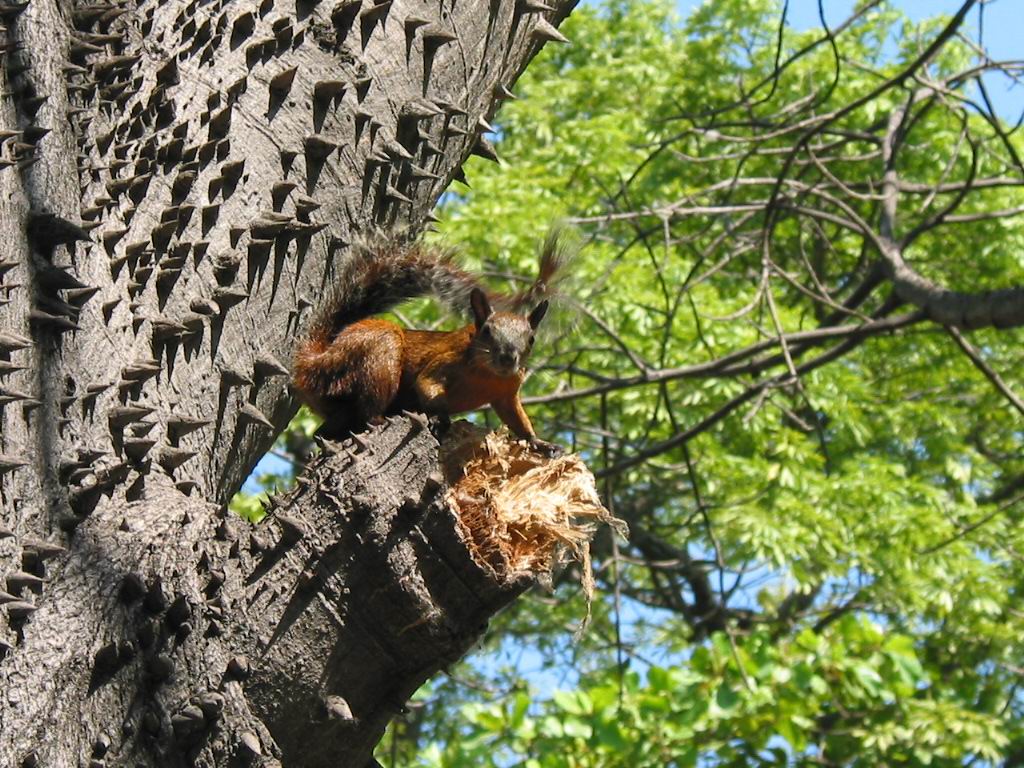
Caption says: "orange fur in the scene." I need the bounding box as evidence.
[293,315,536,439]
[291,236,570,450]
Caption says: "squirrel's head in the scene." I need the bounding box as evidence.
[469,288,548,377]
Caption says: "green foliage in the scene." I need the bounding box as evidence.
[408,619,1006,767]
[375,0,1024,765]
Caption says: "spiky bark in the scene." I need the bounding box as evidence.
[0,0,574,764]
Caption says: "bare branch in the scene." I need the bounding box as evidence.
[946,326,1024,417]
[595,332,880,479]
[530,313,924,406]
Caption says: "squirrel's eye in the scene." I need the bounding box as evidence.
[481,326,491,338]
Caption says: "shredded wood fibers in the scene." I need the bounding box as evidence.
[440,423,628,626]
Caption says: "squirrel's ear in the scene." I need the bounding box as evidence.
[470,288,492,328]
[528,300,549,329]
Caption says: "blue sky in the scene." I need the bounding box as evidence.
[694,0,1023,119]
[695,0,1019,61]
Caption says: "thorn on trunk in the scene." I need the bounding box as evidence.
[238,403,274,430]
[323,695,357,725]
[276,513,305,544]
[227,655,250,680]
[147,653,174,682]
[238,731,262,757]
[120,573,146,603]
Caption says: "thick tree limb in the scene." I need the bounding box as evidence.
[878,94,1024,329]
[236,418,536,768]
[881,249,1024,329]
[3,413,607,767]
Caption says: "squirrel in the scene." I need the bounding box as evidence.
[291,230,571,455]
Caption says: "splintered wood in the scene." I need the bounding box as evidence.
[440,423,628,622]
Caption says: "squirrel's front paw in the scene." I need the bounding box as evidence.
[528,437,564,458]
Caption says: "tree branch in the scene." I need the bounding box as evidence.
[946,326,1024,417]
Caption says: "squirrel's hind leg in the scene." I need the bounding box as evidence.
[314,400,356,440]
[312,396,389,440]
[341,330,404,431]
[304,320,405,439]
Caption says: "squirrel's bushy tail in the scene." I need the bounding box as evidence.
[307,227,576,344]
[307,240,482,344]
[508,224,577,311]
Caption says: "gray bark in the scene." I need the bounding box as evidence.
[0,0,574,764]
[878,98,1024,330]
[884,252,1024,329]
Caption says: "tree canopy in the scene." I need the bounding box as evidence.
[240,0,1024,764]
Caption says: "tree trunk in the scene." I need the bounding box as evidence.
[0,0,575,764]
